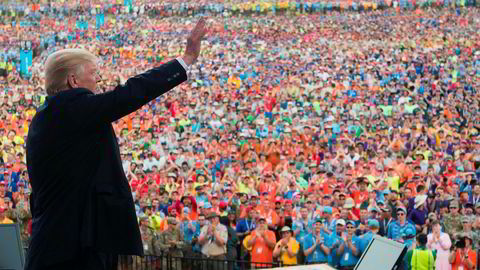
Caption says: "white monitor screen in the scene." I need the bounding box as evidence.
[355,235,407,270]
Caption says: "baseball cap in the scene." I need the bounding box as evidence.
[396,206,407,213]
[203,202,212,209]
[336,219,346,226]
[346,220,356,226]
[343,198,355,209]
[461,216,471,223]
[280,226,292,232]
[463,232,473,240]
[449,200,459,208]
[207,212,218,219]
[368,219,380,228]
[219,202,228,209]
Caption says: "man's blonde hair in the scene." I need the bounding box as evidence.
[44,48,97,96]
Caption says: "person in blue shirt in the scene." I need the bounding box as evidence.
[328,219,346,268]
[293,207,314,245]
[283,182,296,199]
[191,118,202,133]
[303,219,332,264]
[236,207,257,240]
[181,208,201,245]
[195,186,208,205]
[322,206,337,234]
[358,219,380,254]
[387,206,417,248]
[192,214,208,254]
[336,220,362,269]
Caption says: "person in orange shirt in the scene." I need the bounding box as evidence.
[245,216,277,267]
[448,234,476,270]
[257,174,277,198]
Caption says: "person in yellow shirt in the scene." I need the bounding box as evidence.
[0,207,14,224]
[273,226,299,266]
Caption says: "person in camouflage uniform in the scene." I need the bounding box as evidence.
[453,216,480,249]
[442,201,462,238]
[138,216,158,269]
[154,217,186,270]
[13,198,32,248]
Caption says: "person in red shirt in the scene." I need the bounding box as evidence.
[283,200,297,220]
[350,177,369,205]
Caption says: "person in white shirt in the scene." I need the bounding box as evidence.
[427,221,451,270]
[143,152,160,172]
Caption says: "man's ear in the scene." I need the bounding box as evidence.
[66,74,77,89]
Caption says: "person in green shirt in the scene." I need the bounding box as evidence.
[405,233,436,270]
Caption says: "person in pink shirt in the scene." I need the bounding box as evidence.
[427,221,452,270]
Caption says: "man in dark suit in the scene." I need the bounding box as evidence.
[378,206,392,237]
[24,19,207,270]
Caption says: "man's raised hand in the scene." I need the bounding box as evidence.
[183,18,208,66]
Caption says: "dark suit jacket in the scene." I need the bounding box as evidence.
[378,217,392,237]
[25,59,187,268]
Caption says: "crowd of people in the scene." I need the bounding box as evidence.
[1,0,480,270]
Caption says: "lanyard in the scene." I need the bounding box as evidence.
[246,220,255,231]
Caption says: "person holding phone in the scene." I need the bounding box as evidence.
[449,233,476,270]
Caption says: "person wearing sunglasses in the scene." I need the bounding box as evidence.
[328,218,346,268]
[336,220,361,270]
[387,206,417,248]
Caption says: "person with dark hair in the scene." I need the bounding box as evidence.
[448,233,476,270]
[405,233,437,270]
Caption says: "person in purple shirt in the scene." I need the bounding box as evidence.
[408,195,429,233]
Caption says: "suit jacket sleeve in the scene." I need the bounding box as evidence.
[67,59,187,129]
